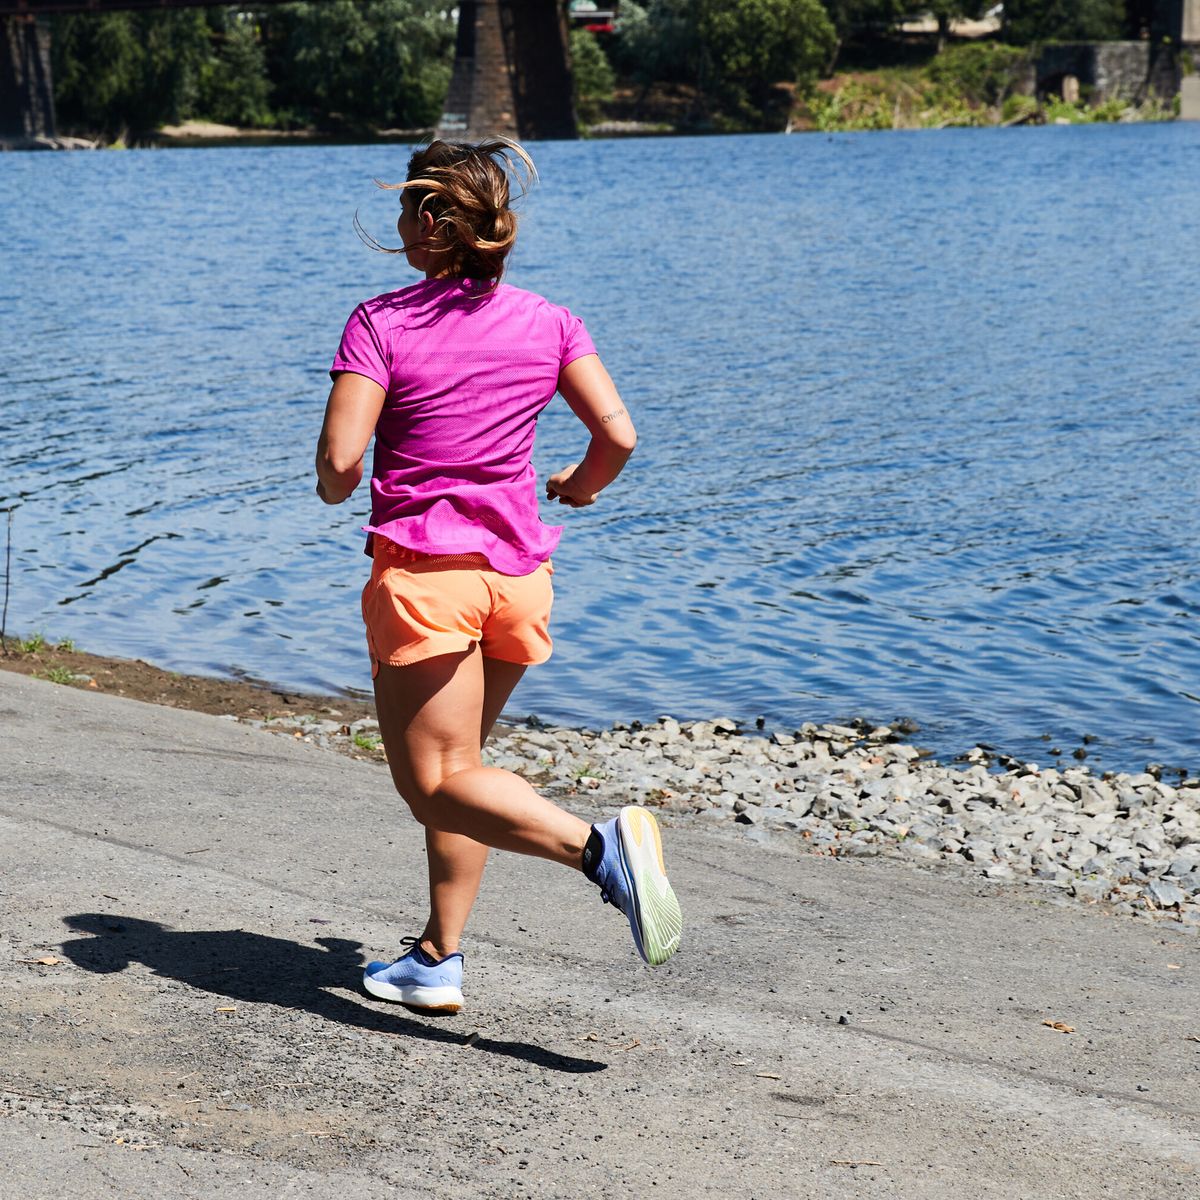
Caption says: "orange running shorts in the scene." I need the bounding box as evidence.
[361,538,554,676]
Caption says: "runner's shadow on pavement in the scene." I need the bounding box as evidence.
[60,913,605,1075]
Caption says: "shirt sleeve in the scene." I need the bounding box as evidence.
[559,307,597,370]
[330,304,391,390]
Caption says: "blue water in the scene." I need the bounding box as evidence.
[1,124,1198,773]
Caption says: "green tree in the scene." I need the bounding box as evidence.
[196,12,272,128]
[822,0,904,41]
[1003,0,1126,44]
[696,0,837,102]
[53,10,211,136]
[570,29,616,124]
[609,0,700,86]
[613,0,835,124]
[263,0,453,131]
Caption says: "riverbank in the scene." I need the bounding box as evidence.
[4,638,1198,928]
[23,90,1181,153]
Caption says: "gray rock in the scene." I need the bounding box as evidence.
[1146,879,1185,908]
[787,793,815,817]
[963,840,996,863]
[1071,879,1111,903]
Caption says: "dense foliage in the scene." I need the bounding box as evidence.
[1002,0,1127,45]
[53,1,453,137]
[49,1,1176,139]
[54,10,212,134]
[609,0,836,124]
[570,28,617,123]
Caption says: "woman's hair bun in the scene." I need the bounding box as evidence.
[364,138,537,287]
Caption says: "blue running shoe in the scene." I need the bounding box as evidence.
[584,806,682,966]
[362,937,464,1012]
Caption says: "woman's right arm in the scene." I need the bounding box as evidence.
[315,372,386,505]
[547,354,637,508]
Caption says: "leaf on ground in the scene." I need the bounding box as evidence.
[1042,1020,1074,1033]
[19,955,65,966]
[755,1072,782,1079]
[579,1032,599,1042]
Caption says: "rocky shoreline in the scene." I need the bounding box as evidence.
[7,635,1199,927]
[238,708,1200,930]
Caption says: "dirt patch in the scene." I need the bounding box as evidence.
[0,639,374,725]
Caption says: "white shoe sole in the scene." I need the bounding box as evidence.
[362,974,463,1013]
[618,805,683,966]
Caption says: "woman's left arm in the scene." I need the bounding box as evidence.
[315,372,386,505]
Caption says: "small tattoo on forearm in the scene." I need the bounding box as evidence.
[601,407,626,424]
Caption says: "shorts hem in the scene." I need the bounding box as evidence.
[374,643,474,669]
[372,642,552,670]
[480,648,553,667]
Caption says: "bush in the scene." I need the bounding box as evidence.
[1000,92,1038,122]
[926,42,1032,107]
[807,79,893,130]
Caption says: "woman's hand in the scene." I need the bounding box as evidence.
[550,355,636,507]
[546,463,597,507]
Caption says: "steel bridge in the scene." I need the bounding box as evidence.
[0,0,580,144]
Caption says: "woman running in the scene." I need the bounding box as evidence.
[314,139,682,1013]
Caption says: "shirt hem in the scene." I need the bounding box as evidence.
[364,526,557,577]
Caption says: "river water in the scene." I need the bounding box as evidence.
[2,125,1198,772]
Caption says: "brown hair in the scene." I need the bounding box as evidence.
[359,138,536,287]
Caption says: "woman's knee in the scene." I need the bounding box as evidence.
[387,761,463,824]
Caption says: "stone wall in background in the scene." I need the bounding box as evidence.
[1036,41,1183,104]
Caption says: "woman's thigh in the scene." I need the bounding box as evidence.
[373,648,488,805]
[480,656,527,744]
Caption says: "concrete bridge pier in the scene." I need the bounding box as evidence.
[437,0,576,142]
[1,15,55,143]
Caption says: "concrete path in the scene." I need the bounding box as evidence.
[1,671,1197,1199]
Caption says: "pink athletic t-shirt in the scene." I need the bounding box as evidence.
[331,277,596,575]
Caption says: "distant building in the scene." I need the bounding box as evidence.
[568,0,619,35]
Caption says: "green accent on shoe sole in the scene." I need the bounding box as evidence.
[637,867,682,966]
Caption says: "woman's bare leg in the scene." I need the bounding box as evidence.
[420,657,529,957]
[374,648,591,957]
